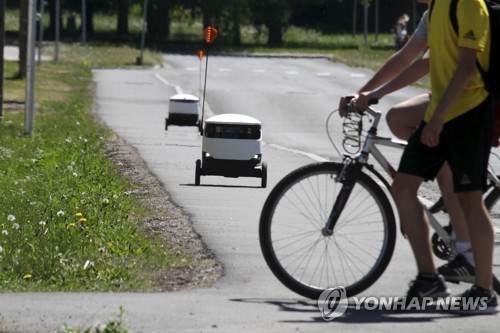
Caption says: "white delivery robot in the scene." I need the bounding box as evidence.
[165,94,200,130]
[195,113,267,188]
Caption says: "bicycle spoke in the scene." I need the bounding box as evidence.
[282,187,323,230]
[272,230,319,254]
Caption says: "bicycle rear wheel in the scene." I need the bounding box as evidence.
[429,176,500,293]
[259,162,396,299]
[484,186,500,293]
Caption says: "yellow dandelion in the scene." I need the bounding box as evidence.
[68,223,76,228]
[75,213,83,217]
[80,218,87,223]
[23,274,32,280]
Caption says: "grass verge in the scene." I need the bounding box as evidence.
[0,44,188,292]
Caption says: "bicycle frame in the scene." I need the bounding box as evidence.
[339,106,500,252]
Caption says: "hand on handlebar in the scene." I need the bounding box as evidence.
[339,93,379,118]
[355,91,381,111]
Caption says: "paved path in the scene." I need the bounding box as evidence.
[3,46,19,60]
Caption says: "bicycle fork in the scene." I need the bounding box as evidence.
[322,157,365,236]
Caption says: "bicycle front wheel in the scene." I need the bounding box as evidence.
[259,162,396,299]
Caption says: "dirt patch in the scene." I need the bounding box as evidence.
[105,135,222,291]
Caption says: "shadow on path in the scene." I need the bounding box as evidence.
[231,298,459,324]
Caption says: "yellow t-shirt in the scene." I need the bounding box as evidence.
[426,0,490,123]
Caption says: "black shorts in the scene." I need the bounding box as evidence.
[398,97,493,192]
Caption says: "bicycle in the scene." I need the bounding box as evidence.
[259,100,500,299]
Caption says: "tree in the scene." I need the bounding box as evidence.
[19,0,28,77]
[117,0,129,35]
[147,0,170,41]
[1,0,5,117]
[199,0,225,28]
[84,0,95,36]
[249,0,290,45]
[229,0,243,45]
[198,0,247,45]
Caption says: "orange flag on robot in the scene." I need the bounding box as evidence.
[203,26,218,44]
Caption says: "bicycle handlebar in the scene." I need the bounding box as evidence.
[346,99,382,119]
[330,98,384,156]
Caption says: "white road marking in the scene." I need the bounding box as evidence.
[154,73,182,94]
[267,143,328,162]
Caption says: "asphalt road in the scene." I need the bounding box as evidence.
[0,54,498,332]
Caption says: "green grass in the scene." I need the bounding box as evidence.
[0,45,181,292]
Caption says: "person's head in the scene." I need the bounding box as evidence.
[398,14,410,26]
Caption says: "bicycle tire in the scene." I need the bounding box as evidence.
[259,162,396,299]
[429,176,500,293]
[484,186,500,294]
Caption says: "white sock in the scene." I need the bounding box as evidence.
[455,241,474,265]
[455,241,471,253]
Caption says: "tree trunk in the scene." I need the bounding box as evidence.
[352,0,357,36]
[266,5,283,45]
[45,0,60,38]
[85,0,95,36]
[147,0,170,41]
[117,0,129,35]
[231,0,241,45]
[19,0,28,77]
[201,2,213,27]
[267,23,282,45]
[47,0,54,36]
[1,0,5,116]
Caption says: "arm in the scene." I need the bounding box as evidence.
[420,47,478,147]
[338,36,427,116]
[358,35,428,92]
[356,51,430,109]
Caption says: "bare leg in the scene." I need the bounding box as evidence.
[387,94,471,248]
[457,191,494,289]
[386,93,429,141]
[392,172,436,273]
[436,163,469,243]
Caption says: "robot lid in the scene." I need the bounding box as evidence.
[205,113,261,126]
[169,93,199,103]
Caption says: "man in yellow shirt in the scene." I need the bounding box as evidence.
[391,0,498,313]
